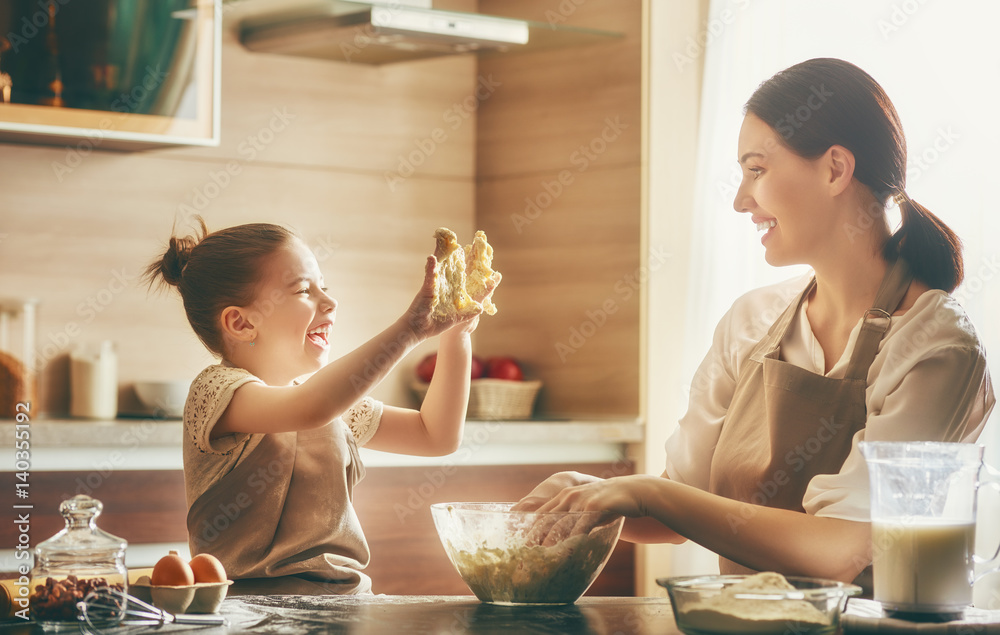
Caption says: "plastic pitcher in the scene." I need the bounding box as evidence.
[861,441,1000,618]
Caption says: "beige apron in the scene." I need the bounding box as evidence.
[708,259,912,583]
[187,421,372,595]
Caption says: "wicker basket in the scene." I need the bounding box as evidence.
[411,378,543,420]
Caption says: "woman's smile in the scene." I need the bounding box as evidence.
[753,216,778,245]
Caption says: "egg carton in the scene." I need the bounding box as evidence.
[130,576,232,614]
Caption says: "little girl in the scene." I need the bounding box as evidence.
[144,218,496,595]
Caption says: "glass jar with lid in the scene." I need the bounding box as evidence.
[30,495,128,630]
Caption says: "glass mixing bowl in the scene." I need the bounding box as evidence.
[430,502,624,605]
[659,574,862,635]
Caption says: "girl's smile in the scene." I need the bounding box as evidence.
[306,321,333,350]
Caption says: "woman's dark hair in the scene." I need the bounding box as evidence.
[745,57,963,291]
[143,217,297,356]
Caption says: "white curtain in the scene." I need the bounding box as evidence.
[671,0,1000,583]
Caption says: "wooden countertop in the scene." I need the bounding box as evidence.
[9,594,998,634]
[5,595,680,635]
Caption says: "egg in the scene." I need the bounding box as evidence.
[151,551,195,586]
[189,553,228,584]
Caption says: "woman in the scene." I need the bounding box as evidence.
[516,58,994,588]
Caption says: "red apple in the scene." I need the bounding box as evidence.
[485,357,524,381]
[416,353,437,383]
[471,355,485,380]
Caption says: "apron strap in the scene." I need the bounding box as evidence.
[844,258,913,381]
[750,278,817,364]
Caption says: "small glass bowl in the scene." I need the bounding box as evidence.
[658,574,861,635]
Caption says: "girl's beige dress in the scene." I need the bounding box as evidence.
[182,364,382,595]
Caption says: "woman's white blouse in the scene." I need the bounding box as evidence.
[664,274,995,522]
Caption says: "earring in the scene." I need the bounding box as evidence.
[249,335,256,347]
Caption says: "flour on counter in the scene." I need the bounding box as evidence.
[679,572,832,635]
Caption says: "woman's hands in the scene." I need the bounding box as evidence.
[514,471,658,518]
[534,474,660,519]
[514,473,664,548]
[515,473,687,546]
[512,471,602,511]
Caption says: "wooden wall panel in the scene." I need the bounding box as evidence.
[474,165,641,416]
[159,23,481,179]
[476,1,643,178]
[474,0,643,417]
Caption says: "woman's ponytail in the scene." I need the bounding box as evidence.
[882,195,964,292]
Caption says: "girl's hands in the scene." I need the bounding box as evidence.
[402,256,448,339]
[402,256,497,341]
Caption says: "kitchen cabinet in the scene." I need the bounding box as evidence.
[0,0,220,150]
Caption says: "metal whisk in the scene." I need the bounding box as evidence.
[76,586,228,633]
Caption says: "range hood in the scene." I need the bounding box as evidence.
[236,0,622,65]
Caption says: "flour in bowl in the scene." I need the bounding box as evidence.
[679,572,832,634]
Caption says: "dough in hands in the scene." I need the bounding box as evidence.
[431,228,501,321]
[464,230,501,316]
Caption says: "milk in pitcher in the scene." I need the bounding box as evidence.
[872,520,975,612]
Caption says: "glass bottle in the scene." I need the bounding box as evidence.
[0,297,38,419]
[30,495,128,631]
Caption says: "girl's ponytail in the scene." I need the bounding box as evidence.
[882,194,964,292]
[144,217,208,289]
[144,216,296,357]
